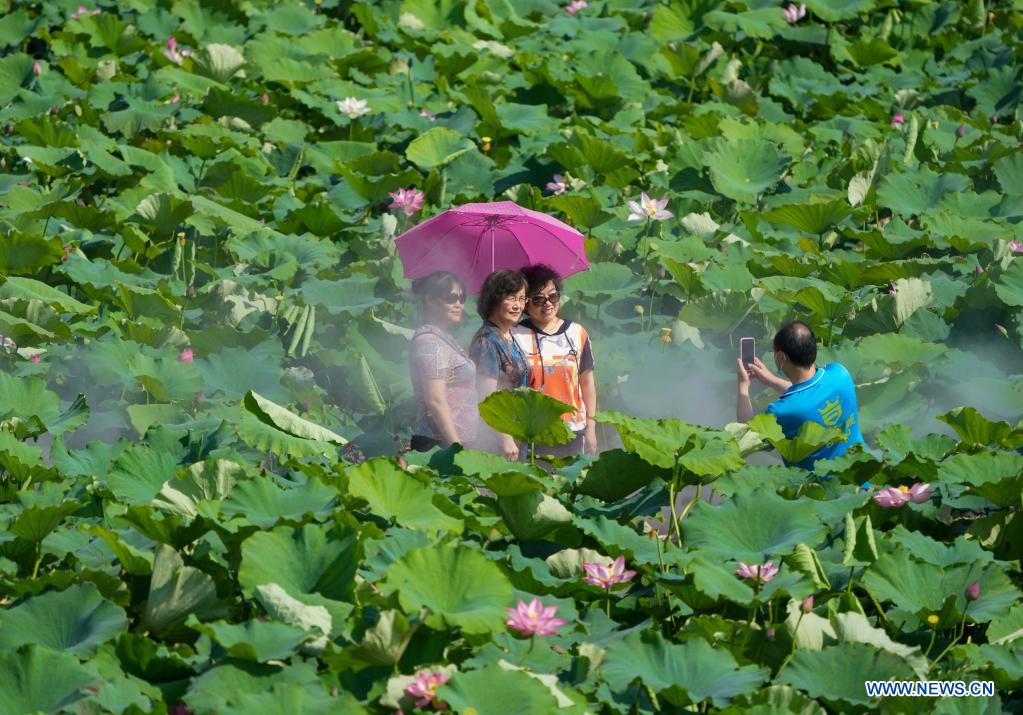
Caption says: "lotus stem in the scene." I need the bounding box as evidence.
[775,609,805,677]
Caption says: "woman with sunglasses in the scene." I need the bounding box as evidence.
[408,271,478,452]
[512,264,598,457]
[469,269,530,460]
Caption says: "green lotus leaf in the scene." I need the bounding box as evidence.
[937,406,1014,447]
[234,409,339,458]
[479,388,575,448]
[186,615,310,663]
[876,167,970,216]
[497,490,573,541]
[546,195,613,230]
[649,1,695,43]
[576,516,663,567]
[994,259,1023,307]
[806,0,877,22]
[969,65,1022,117]
[705,139,790,204]
[855,333,945,368]
[0,644,99,715]
[198,342,289,402]
[0,53,36,104]
[297,275,384,316]
[886,526,992,569]
[0,234,64,274]
[346,458,463,533]
[994,153,1023,197]
[573,449,667,502]
[192,43,246,83]
[684,490,827,563]
[762,199,852,236]
[380,542,513,634]
[937,451,1023,507]
[253,583,331,653]
[704,8,786,40]
[777,642,913,706]
[89,526,154,575]
[183,661,324,714]
[406,126,474,169]
[842,37,899,67]
[142,544,225,636]
[0,276,96,314]
[495,102,559,136]
[988,605,1023,646]
[243,390,346,444]
[0,583,128,656]
[601,630,770,707]
[105,444,178,505]
[239,523,361,606]
[841,513,877,567]
[220,474,338,528]
[350,609,415,668]
[766,421,845,466]
[8,498,81,543]
[220,682,361,715]
[597,411,707,470]
[862,551,1016,624]
[436,664,561,715]
[128,193,194,240]
[562,261,640,301]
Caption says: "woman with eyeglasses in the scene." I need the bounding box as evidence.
[512,264,598,457]
[408,271,479,452]
[469,269,530,460]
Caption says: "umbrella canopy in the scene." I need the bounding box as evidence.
[395,200,588,294]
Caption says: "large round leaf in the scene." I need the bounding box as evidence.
[436,664,561,715]
[479,388,575,447]
[347,458,463,533]
[380,543,513,634]
[0,644,98,715]
[406,126,474,169]
[573,449,667,502]
[777,642,913,706]
[239,523,361,605]
[762,199,853,236]
[601,630,769,707]
[705,139,791,204]
[220,475,338,528]
[0,583,127,655]
[684,490,827,562]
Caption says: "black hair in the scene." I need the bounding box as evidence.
[411,271,465,319]
[773,320,817,368]
[521,263,563,296]
[476,269,527,320]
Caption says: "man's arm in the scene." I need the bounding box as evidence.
[736,357,755,423]
[748,357,791,394]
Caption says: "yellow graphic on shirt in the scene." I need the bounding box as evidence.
[818,397,843,427]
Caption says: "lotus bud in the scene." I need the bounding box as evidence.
[801,595,814,613]
[927,614,939,627]
[612,242,623,255]
[634,305,644,315]
[302,399,312,412]
[261,93,269,105]
[956,124,966,138]
[32,61,42,76]
[965,582,980,601]
[481,136,492,152]
[765,627,776,641]
[996,324,1008,338]
[990,113,999,124]
[186,285,196,297]
[30,354,41,364]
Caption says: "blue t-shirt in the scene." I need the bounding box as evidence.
[765,363,863,470]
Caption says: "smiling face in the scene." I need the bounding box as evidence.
[489,288,526,327]
[526,280,560,324]
[426,284,466,327]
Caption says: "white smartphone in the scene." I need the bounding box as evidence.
[740,337,755,367]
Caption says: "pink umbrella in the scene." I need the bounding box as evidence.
[395,200,588,294]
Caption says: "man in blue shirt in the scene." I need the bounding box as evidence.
[736,320,863,470]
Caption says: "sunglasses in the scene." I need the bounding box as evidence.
[439,292,466,305]
[529,292,560,307]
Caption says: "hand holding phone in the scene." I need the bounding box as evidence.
[740,337,755,368]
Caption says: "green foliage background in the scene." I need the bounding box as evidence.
[1,0,1022,712]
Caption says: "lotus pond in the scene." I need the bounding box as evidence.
[1,0,1022,713]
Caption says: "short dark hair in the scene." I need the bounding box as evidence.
[773,320,817,368]
[412,271,465,303]
[476,269,526,320]
[521,263,563,296]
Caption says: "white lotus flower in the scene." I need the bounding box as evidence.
[336,97,370,119]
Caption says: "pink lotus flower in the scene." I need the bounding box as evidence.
[582,556,637,591]
[163,37,192,64]
[735,561,779,583]
[976,265,984,275]
[505,598,566,637]
[419,109,437,121]
[405,670,448,708]
[627,192,673,222]
[890,113,905,127]
[801,594,814,613]
[168,94,180,104]
[32,61,42,76]
[388,187,425,216]
[69,5,101,19]
[62,244,72,261]
[545,174,567,195]
[261,93,269,105]
[1010,240,1022,253]
[782,3,806,23]
[178,348,194,363]
[965,582,980,601]
[565,0,588,15]
[30,354,41,364]
[873,482,933,508]
[996,324,1009,338]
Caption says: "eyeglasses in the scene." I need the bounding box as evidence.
[439,292,466,305]
[529,292,560,307]
[502,295,527,305]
